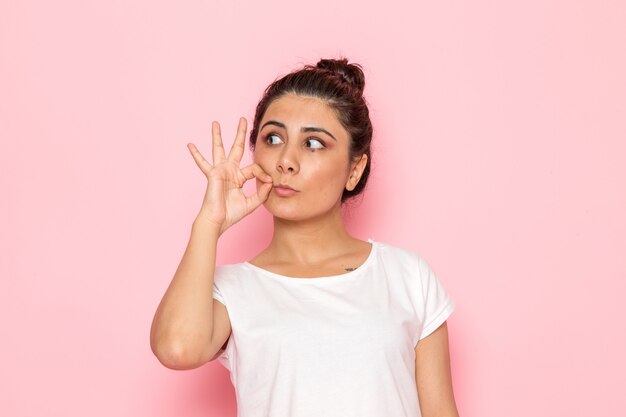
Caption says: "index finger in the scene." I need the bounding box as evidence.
[241,162,272,182]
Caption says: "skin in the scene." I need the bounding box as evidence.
[249,93,370,274]
[415,322,460,417]
[200,93,459,416]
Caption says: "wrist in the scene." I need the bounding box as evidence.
[193,214,223,234]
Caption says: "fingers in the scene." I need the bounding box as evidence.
[241,163,272,182]
[240,162,273,214]
[187,143,213,174]
[227,117,247,163]
[211,121,227,165]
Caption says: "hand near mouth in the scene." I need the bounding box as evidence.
[187,117,273,236]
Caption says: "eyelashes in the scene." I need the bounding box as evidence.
[265,134,282,145]
[264,133,326,150]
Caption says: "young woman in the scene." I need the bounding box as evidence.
[150,58,460,417]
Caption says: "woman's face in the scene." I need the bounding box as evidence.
[253,93,365,221]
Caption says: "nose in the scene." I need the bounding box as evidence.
[276,144,299,174]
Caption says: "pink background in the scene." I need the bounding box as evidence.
[1,1,624,416]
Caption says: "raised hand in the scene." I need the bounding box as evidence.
[187,117,273,236]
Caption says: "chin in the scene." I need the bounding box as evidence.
[263,200,306,221]
[263,195,338,221]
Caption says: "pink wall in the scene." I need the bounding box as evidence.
[1,1,624,416]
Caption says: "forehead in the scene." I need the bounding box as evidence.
[261,94,347,137]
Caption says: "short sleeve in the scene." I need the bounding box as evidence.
[212,265,228,305]
[210,267,231,368]
[212,280,226,304]
[415,257,455,344]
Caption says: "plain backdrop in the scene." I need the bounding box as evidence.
[1,1,624,416]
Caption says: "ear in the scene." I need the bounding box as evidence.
[345,154,368,191]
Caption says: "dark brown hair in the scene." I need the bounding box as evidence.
[249,57,373,204]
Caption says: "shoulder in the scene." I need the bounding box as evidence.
[374,240,428,270]
[214,262,248,283]
[374,240,440,288]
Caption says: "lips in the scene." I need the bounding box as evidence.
[273,184,298,197]
[274,185,296,191]
[274,184,297,191]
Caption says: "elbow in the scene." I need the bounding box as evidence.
[151,339,207,370]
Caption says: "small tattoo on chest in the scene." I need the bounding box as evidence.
[345,267,357,271]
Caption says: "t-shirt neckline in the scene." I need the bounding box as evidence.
[242,238,377,283]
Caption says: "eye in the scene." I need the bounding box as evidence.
[305,138,325,150]
[265,133,283,145]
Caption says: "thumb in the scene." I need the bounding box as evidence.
[245,182,272,214]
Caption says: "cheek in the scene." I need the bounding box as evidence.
[253,150,272,172]
[252,146,272,166]
[308,163,350,193]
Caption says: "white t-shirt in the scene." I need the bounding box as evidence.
[211,238,455,417]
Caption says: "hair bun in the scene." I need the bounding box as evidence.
[316,58,365,94]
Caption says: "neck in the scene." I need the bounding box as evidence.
[267,204,356,265]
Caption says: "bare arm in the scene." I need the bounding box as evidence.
[415,321,460,417]
[149,117,272,370]
[150,217,221,370]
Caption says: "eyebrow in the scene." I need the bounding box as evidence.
[260,120,337,141]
